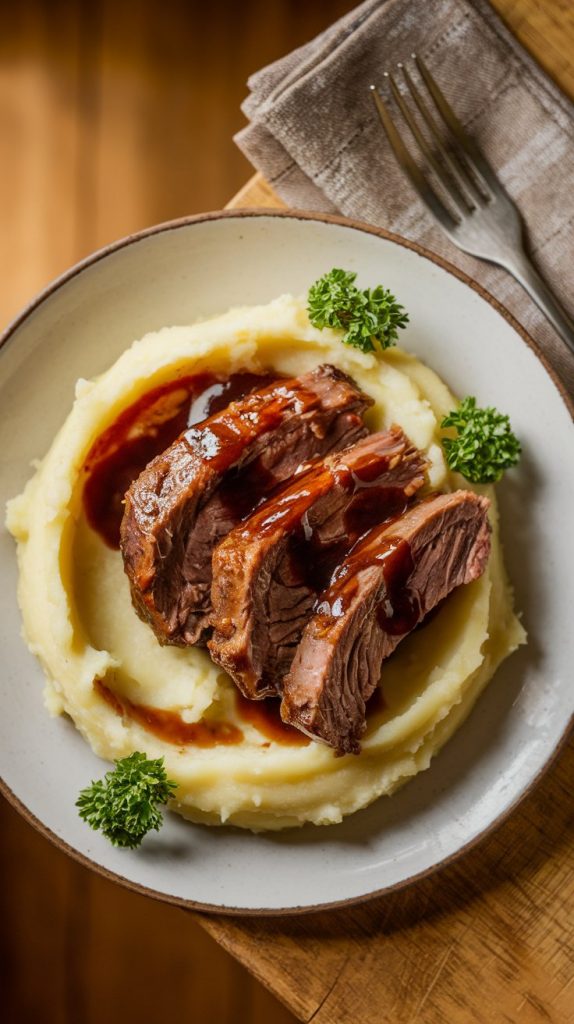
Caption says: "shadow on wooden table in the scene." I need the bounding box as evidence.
[211,736,574,940]
[201,735,574,1020]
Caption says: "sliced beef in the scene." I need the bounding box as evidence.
[281,490,491,755]
[120,365,371,646]
[209,427,427,699]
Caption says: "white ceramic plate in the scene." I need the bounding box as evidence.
[1,210,573,915]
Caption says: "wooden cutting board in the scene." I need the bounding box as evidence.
[196,3,574,1022]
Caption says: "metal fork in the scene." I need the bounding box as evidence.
[370,55,574,353]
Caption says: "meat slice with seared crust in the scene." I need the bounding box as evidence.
[281,490,491,755]
[120,365,371,646]
[209,427,427,698]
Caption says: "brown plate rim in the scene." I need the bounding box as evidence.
[1,205,573,918]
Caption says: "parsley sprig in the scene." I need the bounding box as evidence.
[77,752,177,849]
[441,396,521,484]
[307,268,409,353]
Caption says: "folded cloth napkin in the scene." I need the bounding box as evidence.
[236,0,574,393]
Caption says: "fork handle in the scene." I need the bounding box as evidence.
[497,250,574,356]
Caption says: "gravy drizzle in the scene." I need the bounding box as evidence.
[315,534,421,638]
[95,679,243,747]
[234,692,310,746]
[232,441,413,598]
[82,371,277,548]
[94,680,313,748]
[85,375,418,750]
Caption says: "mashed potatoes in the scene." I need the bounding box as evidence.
[6,296,525,830]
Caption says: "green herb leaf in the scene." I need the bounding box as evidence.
[441,396,521,484]
[307,268,409,353]
[76,751,177,849]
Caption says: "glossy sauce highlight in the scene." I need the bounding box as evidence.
[235,692,310,746]
[316,534,421,638]
[95,679,243,747]
[82,371,277,548]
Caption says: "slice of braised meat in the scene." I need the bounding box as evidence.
[209,427,427,699]
[120,365,371,646]
[281,490,491,755]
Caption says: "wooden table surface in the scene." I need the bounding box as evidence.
[198,3,574,1023]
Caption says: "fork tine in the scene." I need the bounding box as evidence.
[370,85,459,232]
[414,54,500,196]
[399,63,487,203]
[386,71,473,215]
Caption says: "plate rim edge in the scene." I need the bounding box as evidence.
[1,204,572,917]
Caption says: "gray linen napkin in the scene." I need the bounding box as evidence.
[236,0,574,394]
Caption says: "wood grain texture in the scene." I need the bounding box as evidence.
[206,2,574,1022]
[200,739,574,1023]
[228,0,574,215]
[0,797,295,1024]
[229,175,284,210]
[0,1,355,1022]
[493,0,574,96]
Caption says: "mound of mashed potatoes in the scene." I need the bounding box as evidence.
[6,295,525,830]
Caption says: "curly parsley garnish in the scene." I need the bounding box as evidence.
[307,268,409,353]
[441,396,521,484]
[76,752,177,849]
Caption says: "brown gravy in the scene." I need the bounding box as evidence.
[315,534,421,638]
[95,679,243,747]
[82,371,277,548]
[85,373,423,752]
[366,685,386,716]
[229,440,413,598]
[94,680,313,749]
[235,692,311,746]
